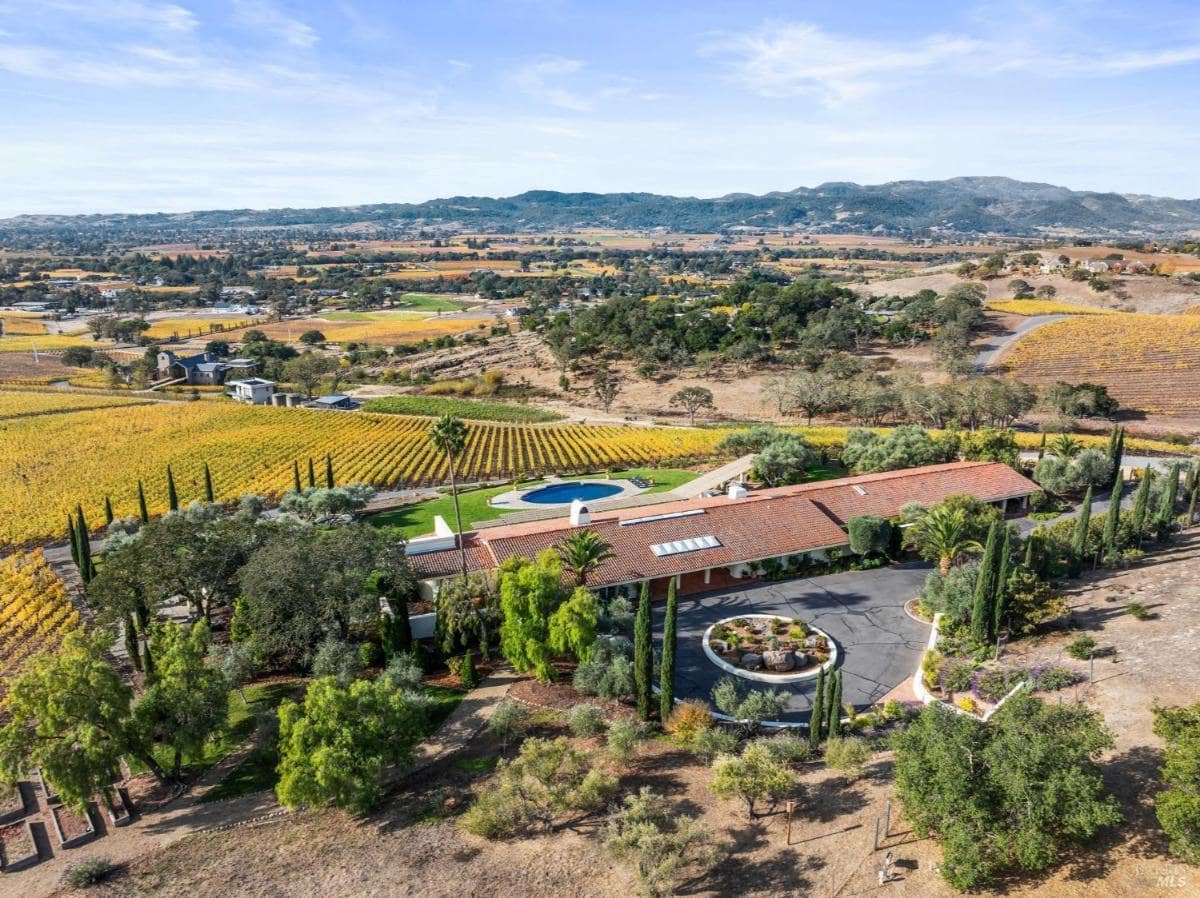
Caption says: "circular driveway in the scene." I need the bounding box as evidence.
[654,562,932,724]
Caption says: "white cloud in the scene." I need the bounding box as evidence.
[40,1,197,33]
[711,22,979,105]
[510,56,591,110]
[232,0,318,48]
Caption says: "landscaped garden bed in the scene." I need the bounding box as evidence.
[50,803,96,849]
[0,783,24,825]
[0,821,38,873]
[101,786,134,827]
[703,614,834,681]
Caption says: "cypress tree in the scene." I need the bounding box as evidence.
[1131,466,1153,541]
[75,506,93,583]
[67,513,80,567]
[1102,463,1123,559]
[659,578,678,722]
[827,670,843,738]
[971,520,1000,645]
[809,666,825,747]
[1186,484,1199,529]
[123,613,141,672]
[1070,486,1093,576]
[994,525,1012,638]
[633,581,653,721]
[1037,431,1046,461]
[1158,463,1182,531]
[166,465,178,511]
[1105,426,1119,465]
[292,460,303,493]
[203,463,214,503]
[307,457,316,488]
[103,495,114,526]
[137,479,149,524]
[325,454,335,489]
[1022,529,1036,570]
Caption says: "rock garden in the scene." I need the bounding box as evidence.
[704,614,833,679]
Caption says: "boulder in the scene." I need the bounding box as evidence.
[804,635,825,650]
[763,650,795,672]
[740,652,763,671]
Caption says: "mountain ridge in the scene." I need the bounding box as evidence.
[4,176,1199,237]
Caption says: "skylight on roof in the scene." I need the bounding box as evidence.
[650,534,721,557]
[620,508,706,527]
[851,485,868,496]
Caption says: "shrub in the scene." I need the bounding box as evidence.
[710,676,789,731]
[1030,666,1081,692]
[573,638,636,699]
[606,719,644,765]
[1066,634,1097,660]
[710,741,796,819]
[461,737,617,839]
[972,668,1025,704]
[459,650,479,688]
[847,514,892,556]
[310,636,363,685]
[566,704,607,738]
[358,640,384,669]
[755,732,813,765]
[489,701,530,753]
[689,726,739,763]
[381,652,423,691]
[604,787,720,898]
[1126,602,1150,620]
[955,696,980,714]
[665,699,713,743]
[937,658,977,694]
[63,857,116,888]
[921,563,979,623]
[824,736,872,779]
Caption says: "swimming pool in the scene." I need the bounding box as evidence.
[521,481,624,505]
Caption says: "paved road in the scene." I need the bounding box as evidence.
[655,563,931,724]
[974,314,1065,371]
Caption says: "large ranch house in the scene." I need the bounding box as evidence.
[406,461,1038,600]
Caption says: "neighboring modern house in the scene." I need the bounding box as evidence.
[157,350,257,386]
[227,377,277,405]
[405,461,1038,601]
[306,394,356,410]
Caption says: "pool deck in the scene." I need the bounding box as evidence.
[486,476,646,511]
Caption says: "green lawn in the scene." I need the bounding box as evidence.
[369,467,700,538]
[199,682,463,803]
[131,680,300,782]
[323,295,471,318]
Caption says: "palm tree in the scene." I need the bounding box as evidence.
[1049,434,1082,459]
[429,415,470,580]
[910,506,982,574]
[556,529,615,586]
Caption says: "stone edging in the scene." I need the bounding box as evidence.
[701,614,838,683]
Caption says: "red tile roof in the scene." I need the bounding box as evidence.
[405,461,1036,586]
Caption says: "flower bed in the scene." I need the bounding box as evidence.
[0,784,23,825]
[50,804,95,849]
[0,821,38,872]
[102,787,133,827]
[703,614,836,682]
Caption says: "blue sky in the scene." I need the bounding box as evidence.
[1,0,1199,215]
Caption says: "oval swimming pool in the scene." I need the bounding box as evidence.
[522,481,623,505]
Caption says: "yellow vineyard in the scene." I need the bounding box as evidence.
[0,316,48,336]
[248,316,495,345]
[1000,313,1200,417]
[142,317,261,339]
[0,388,1191,547]
[986,300,1117,316]
[0,333,100,352]
[0,550,81,694]
[0,388,150,419]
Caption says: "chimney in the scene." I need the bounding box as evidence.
[569,499,591,526]
[727,481,748,500]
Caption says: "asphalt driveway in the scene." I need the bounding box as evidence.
[654,562,932,724]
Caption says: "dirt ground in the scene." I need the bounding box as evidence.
[855,270,1200,314]
[56,532,1200,898]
